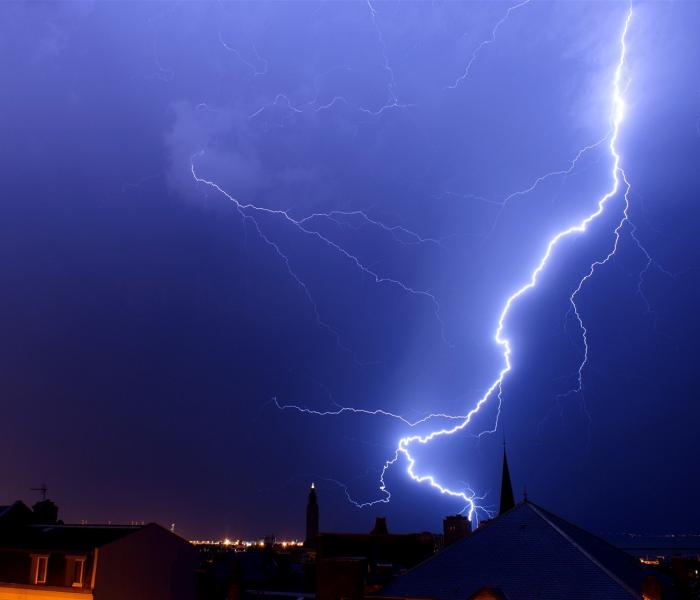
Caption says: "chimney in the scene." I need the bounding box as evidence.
[32,499,59,524]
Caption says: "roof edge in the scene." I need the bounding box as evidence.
[527,502,642,600]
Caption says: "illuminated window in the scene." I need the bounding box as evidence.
[32,555,49,585]
[66,556,87,588]
[71,557,86,587]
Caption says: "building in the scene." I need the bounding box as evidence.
[443,515,470,547]
[0,499,197,600]
[316,517,436,600]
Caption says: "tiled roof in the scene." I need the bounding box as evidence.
[380,501,653,600]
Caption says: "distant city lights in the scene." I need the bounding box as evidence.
[189,538,305,549]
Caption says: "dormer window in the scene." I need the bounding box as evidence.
[31,555,49,584]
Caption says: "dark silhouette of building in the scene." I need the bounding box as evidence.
[305,483,319,548]
[0,502,33,527]
[0,499,197,599]
[317,558,366,600]
[316,517,435,600]
[380,500,669,600]
[370,517,388,536]
[498,442,515,516]
[32,498,59,524]
[443,514,471,547]
[379,452,673,599]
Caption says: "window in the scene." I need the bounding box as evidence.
[71,557,86,587]
[32,555,49,585]
[65,556,87,588]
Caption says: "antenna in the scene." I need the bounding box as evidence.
[30,484,48,501]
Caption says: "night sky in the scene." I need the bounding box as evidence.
[1,1,699,541]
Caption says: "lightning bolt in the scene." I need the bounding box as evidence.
[297,211,445,249]
[235,1,414,123]
[385,5,635,520]
[190,153,451,360]
[363,0,414,116]
[280,5,635,521]
[560,213,676,402]
[562,172,631,400]
[628,220,676,316]
[438,135,610,238]
[271,397,469,428]
[218,32,269,77]
[446,0,532,91]
[486,135,609,235]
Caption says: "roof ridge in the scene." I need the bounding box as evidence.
[529,502,648,563]
[527,503,641,600]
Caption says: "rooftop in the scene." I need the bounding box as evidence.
[380,500,660,600]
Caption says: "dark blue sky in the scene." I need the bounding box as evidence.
[1,1,698,540]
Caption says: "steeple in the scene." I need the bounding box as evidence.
[305,482,319,548]
[499,442,515,515]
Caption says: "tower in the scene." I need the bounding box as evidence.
[370,517,388,535]
[498,442,515,515]
[443,514,471,546]
[305,483,319,548]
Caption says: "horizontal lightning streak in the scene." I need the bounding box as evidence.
[298,210,445,248]
[272,397,469,428]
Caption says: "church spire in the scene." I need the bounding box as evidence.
[499,441,515,515]
[305,482,319,548]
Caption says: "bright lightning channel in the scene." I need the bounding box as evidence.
[384,5,635,521]
[249,4,635,520]
[438,135,610,236]
[299,5,633,518]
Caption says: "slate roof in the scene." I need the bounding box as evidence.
[380,501,656,600]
